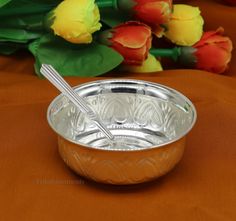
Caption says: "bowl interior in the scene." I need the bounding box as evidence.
[47,80,196,150]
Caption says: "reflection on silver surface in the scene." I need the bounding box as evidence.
[48,80,196,151]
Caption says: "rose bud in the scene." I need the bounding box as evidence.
[164,4,204,46]
[45,0,102,44]
[119,0,173,37]
[98,22,152,65]
[179,27,233,74]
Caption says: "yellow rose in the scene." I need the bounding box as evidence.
[164,4,204,46]
[121,54,163,73]
[48,0,102,44]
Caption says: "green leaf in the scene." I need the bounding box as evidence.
[0,3,50,43]
[29,34,123,77]
[0,12,45,43]
[0,28,43,43]
[100,8,131,27]
[0,1,59,16]
[0,0,11,7]
[0,13,45,31]
[0,0,61,6]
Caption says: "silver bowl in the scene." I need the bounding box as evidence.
[47,79,197,184]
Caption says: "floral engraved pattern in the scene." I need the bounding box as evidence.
[58,93,187,143]
[99,95,130,124]
[58,137,185,184]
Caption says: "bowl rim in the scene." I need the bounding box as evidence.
[47,79,197,152]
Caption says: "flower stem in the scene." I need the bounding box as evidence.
[96,0,118,9]
[150,47,181,61]
[96,1,113,7]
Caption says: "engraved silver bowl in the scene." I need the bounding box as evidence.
[47,79,197,184]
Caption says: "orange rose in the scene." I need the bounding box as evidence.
[98,22,152,65]
[180,27,233,74]
[118,0,172,36]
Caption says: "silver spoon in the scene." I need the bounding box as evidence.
[40,64,115,142]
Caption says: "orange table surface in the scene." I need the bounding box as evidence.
[0,0,236,220]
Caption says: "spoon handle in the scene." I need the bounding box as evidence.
[40,64,114,141]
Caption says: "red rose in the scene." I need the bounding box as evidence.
[180,27,233,74]
[99,22,152,65]
[133,0,172,24]
[118,0,172,36]
[193,27,233,74]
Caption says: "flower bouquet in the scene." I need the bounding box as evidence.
[0,0,233,77]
